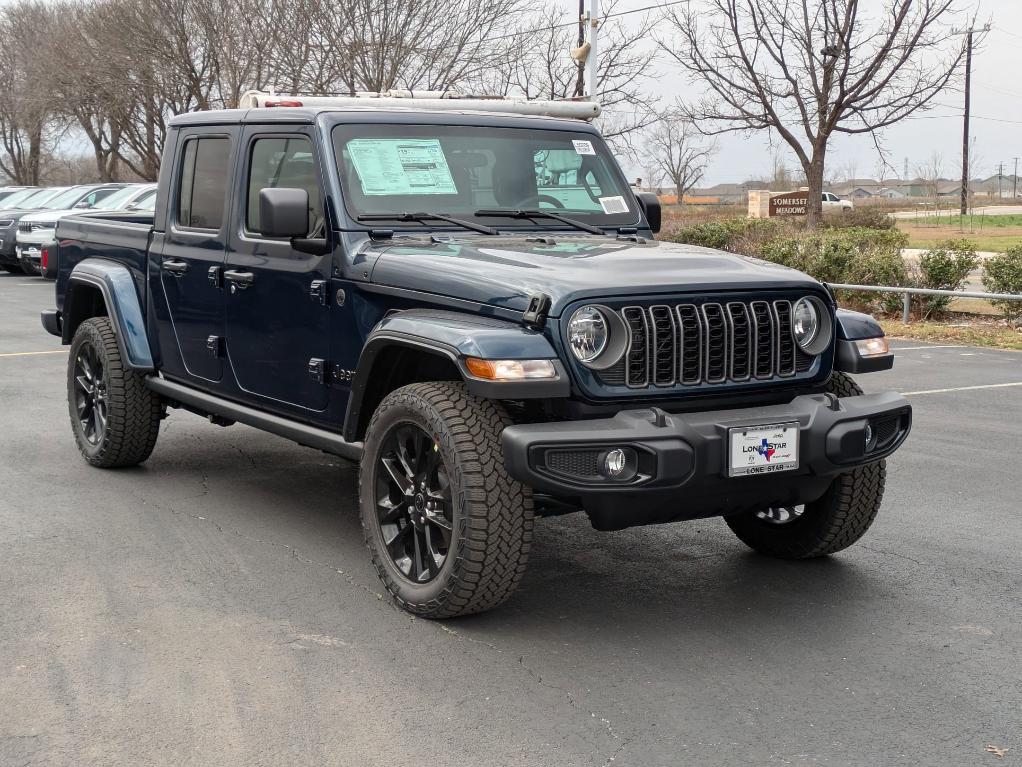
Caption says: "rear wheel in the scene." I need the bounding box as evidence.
[725,372,887,558]
[67,317,162,467]
[359,382,534,618]
[20,260,38,276]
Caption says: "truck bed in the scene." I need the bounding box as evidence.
[55,211,156,313]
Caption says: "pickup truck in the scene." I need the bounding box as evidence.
[42,93,911,618]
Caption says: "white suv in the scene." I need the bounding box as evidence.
[822,192,853,212]
[16,184,158,274]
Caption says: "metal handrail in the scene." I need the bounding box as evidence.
[828,283,1022,323]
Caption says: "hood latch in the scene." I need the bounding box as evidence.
[522,292,551,330]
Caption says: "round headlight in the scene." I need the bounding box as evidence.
[792,298,820,350]
[567,306,609,363]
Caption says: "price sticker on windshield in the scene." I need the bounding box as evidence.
[572,139,596,155]
[599,196,629,214]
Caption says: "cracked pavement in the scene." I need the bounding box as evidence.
[1,272,1020,766]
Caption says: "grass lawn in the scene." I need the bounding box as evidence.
[897,213,1022,252]
[879,318,1022,350]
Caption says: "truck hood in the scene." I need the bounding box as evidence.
[368,234,821,316]
[19,209,86,223]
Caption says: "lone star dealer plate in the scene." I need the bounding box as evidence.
[728,422,799,477]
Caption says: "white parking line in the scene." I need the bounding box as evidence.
[891,345,966,351]
[0,350,67,358]
[904,381,1022,396]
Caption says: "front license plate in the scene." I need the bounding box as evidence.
[728,422,799,477]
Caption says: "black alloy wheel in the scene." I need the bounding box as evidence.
[72,340,108,446]
[374,423,454,584]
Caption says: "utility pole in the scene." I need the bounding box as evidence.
[998,161,1004,198]
[573,0,585,97]
[960,29,973,216]
[956,23,990,216]
[587,0,600,99]
[1014,157,1019,199]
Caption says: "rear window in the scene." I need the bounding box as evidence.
[177,137,230,230]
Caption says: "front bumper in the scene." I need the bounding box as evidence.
[502,391,911,530]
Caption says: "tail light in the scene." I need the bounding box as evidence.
[40,246,49,271]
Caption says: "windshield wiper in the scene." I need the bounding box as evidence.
[356,212,498,236]
[474,208,607,236]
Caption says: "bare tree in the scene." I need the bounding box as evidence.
[491,1,659,145]
[0,1,61,184]
[660,0,968,226]
[640,113,715,204]
[915,150,944,203]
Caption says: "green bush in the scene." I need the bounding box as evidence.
[664,219,911,313]
[822,206,896,231]
[663,217,786,253]
[982,246,1022,321]
[911,239,978,318]
[757,227,908,312]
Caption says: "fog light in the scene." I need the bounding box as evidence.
[865,422,878,452]
[604,449,627,476]
[598,447,637,481]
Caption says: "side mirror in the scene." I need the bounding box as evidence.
[259,187,309,239]
[636,192,661,234]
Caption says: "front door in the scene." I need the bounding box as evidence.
[223,128,331,412]
[156,130,236,383]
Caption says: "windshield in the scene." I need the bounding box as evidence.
[14,187,65,209]
[331,123,639,229]
[0,188,39,208]
[93,185,146,210]
[41,186,91,210]
[128,190,157,211]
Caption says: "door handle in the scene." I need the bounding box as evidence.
[163,259,189,276]
[224,270,255,290]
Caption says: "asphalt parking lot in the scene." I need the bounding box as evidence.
[1,272,1020,767]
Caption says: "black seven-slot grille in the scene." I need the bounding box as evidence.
[598,299,816,389]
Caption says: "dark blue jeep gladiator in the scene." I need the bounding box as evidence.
[42,95,911,618]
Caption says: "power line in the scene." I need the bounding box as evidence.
[993,25,1022,41]
[427,0,688,51]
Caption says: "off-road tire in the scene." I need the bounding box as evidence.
[20,260,38,276]
[67,317,162,468]
[359,382,534,618]
[725,372,887,558]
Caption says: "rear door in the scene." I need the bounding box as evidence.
[155,129,236,383]
[223,126,331,412]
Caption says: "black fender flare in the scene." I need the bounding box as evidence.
[63,259,153,370]
[342,309,569,442]
[833,308,893,374]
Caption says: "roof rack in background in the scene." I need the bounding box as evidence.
[238,90,602,121]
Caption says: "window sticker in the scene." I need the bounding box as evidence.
[572,139,596,155]
[599,195,629,214]
[347,138,457,195]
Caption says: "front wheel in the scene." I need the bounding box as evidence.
[359,382,534,618]
[725,372,886,558]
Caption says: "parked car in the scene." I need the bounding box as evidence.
[16,184,126,274]
[44,93,911,618]
[822,192,853,211]
[35,185,158,280]
[0,186,36,206]
[0,187,70,274]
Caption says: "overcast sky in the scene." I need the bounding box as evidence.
[614,0,1021,185]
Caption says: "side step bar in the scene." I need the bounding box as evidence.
[146,376,363,461]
